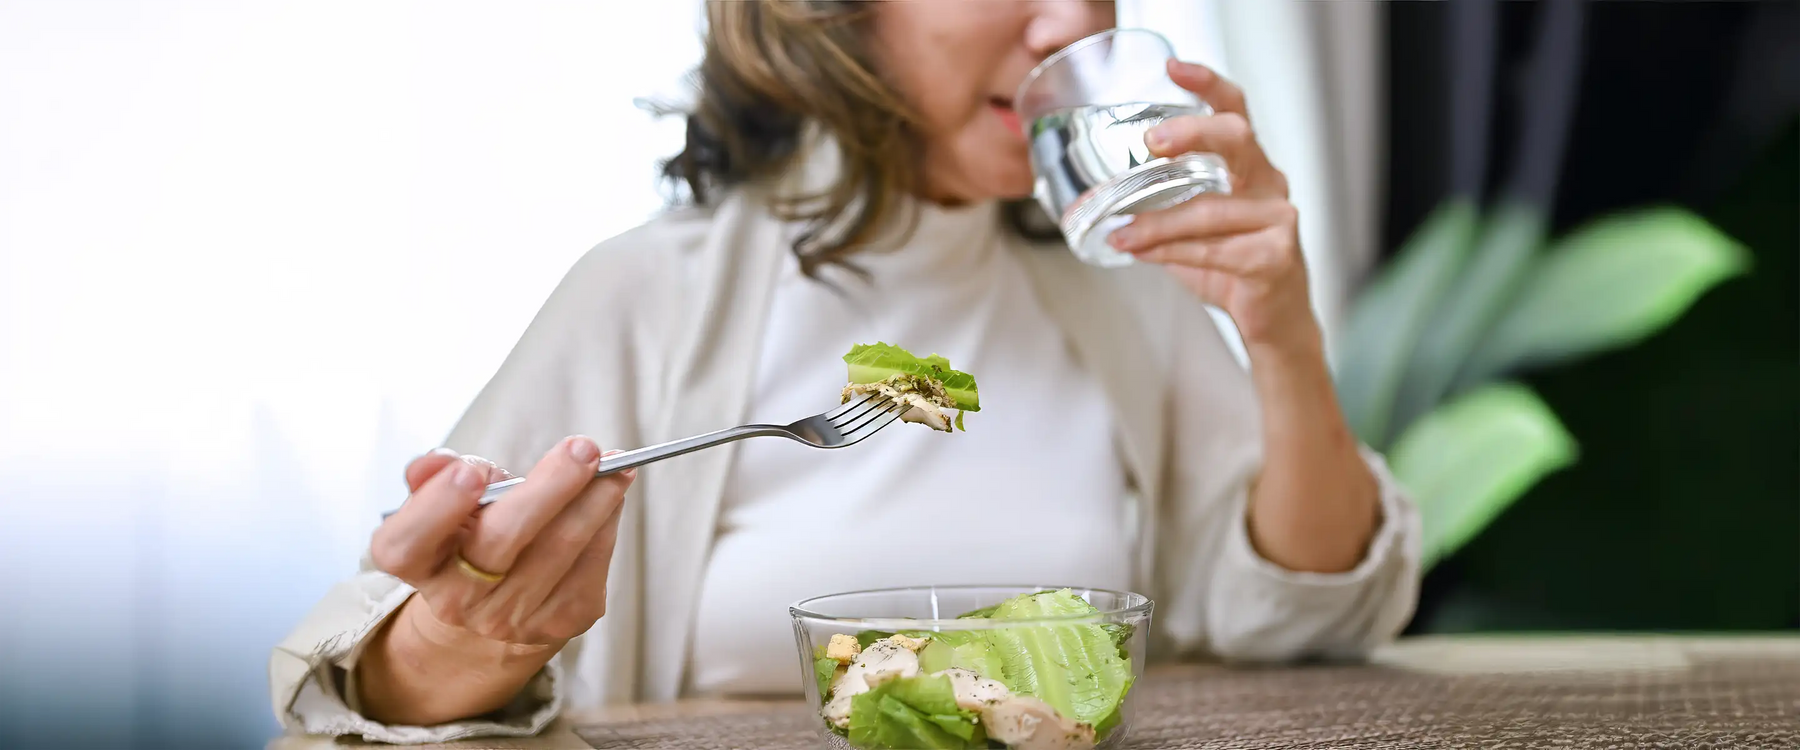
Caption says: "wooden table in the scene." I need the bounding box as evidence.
[268,634,1800,749]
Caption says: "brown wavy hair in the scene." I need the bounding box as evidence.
[656,0,1050,277]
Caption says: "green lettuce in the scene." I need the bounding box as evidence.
[954,604,999,620]
[978,590,1135,729]
[843,591,1136,742]
[847,674,985,749]
[813,645,838,700]
[917,635,1006,682]
[843,342,980,411]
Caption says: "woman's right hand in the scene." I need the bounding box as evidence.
[355,436,634,725]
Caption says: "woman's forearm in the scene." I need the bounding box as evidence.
[1242,328,1382,574]
[355,595,561,726]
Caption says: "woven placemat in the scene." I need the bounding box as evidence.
[577,645,1800,749]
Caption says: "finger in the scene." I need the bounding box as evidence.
[530,501,627,640]
[1133,225,1300,279]
[459,454,518,483]
[459,435,603,575]
[1143,112,1269,185]
[404,449,460,492]
[1167,59,1247,120]
[371,458,488,581]
[403,451,509,537]
[499,464,635,614]
[1107,197,1296,255]
[437,492,625,645]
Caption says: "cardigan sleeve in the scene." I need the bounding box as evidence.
[268,219,684,743]
[267,551,566,744]
[1153,298,1423,663]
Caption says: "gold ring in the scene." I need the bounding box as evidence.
[453,553,505,583]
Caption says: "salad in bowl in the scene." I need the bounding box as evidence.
[791,586,1153,750]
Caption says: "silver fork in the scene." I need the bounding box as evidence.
[380,395,905,519]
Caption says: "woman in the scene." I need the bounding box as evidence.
[271,1,1419,742]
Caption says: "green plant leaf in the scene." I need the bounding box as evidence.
[1454,207,1751,389]
[1390,200,1548,441]
[1333,198,1481,449]
[1388,382,1578,569]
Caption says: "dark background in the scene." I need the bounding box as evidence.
[1384,1,1799,633]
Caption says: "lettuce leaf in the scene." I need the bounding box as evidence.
[949,639,1005,681]
[846,674,984,749]
[843,593,1137,743]
[813,645,838,700]
[843,342,980,411]
[981,589,1135,729]
[917,636,1005,682]
[955,604,1000,620]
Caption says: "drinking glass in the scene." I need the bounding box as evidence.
[1016,28,1231,268]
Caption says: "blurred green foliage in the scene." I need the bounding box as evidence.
[1334,200,1750,570]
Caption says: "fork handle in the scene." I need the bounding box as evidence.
[380,424,785,520]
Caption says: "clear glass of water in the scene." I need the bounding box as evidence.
[1016,28,1231,268]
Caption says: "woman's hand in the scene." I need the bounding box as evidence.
[1104,60,1318,356]
[373,437,633,645]
[355,437,634,725]
[1111,61,1383,574]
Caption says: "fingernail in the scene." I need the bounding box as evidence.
[452,461,484,491]
[568,436,600,463]
[1145,128,1168,150]
[429,447,458,458]
[603,449,624,457]
[1108,227,1137,249]
[621,467,638,481]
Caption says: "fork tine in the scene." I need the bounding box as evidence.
[841,399,907,434]
[826,393,878,420]
[840,404,907,444]
[829,394,894,427]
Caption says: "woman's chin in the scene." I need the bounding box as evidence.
[957,164,1036,203]
[990,175,1038,202]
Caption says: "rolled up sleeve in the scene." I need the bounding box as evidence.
[1204,446,1422,663]
[268,570,563,744]
[1152,291,1422,664]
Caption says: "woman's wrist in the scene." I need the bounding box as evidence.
[1241,315,1327,373]
[1237,317,1383,573]
[355,595,561,726]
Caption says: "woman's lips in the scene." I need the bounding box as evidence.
[991,100,1023,138]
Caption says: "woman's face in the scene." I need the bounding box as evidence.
[869,1,1115,205]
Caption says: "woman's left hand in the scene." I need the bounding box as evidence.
[1104,60,1317,354]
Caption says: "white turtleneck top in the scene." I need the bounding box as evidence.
[686,202,1133,694]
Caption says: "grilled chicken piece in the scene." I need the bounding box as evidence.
[841,376,957,432]
[982,694,1097,750]
[820,639,921,727]
[938,667,1011,712]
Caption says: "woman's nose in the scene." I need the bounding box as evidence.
[1024,1,1116,59]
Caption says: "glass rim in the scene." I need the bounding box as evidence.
[1014,27,1176,112]
[788,584,1154,629]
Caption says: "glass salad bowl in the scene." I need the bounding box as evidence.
[791,585,1154,750]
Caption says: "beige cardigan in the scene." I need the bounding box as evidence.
[269,176,1422,744]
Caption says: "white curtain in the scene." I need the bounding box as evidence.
[0,1,1381,745]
